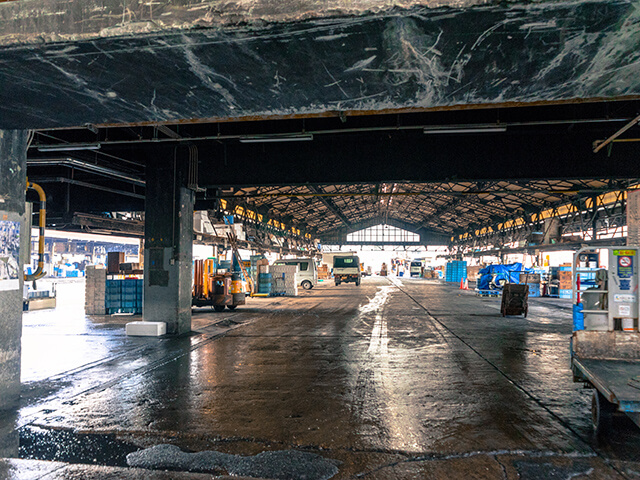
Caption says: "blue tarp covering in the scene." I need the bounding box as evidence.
[477,263,533,290]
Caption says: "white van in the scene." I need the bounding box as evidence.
[272,258,318,290]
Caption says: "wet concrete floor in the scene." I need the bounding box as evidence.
[3,277,640,479]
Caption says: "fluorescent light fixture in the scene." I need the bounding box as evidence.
[239,133,313,143]
[423,125,507,134]
[38,143,101,152]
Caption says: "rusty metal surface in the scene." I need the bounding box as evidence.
[34,95,640,131]
[573,331,640,360]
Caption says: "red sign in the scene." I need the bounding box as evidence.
[619,256,632,268]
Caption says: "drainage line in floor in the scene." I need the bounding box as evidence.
[387,279,629,480]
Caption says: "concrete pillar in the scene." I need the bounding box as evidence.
[143,149,194,335]
[0,130,28,411]
[627,189,640,247]
[543,217,561,244]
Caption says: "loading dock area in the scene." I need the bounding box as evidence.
[4,277,639,478]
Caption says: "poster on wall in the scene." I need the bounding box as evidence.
[0,220,20,291]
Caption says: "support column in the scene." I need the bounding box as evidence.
[543,217,561,245]
[627,189,640,246]
[143,148,194,335]
[0,130,28,411]
[591,195,598,241]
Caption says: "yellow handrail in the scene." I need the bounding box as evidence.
[25,179,46,281]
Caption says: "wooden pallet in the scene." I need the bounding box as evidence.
[475,289,500,297]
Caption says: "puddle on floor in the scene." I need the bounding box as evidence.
[19,425,139,467]
[19,426,340,479]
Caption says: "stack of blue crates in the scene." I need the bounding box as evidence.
[122,279,143,314]
[445,261,467,283]
[527,283,541,297]
[106,278,143,314]
[521,271,542,298]
[105,280,121,313]
[250,254,265,287]
[258,273,272,294]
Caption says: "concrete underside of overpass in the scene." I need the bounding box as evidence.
[2,278,639,479]
[0,0,639,129]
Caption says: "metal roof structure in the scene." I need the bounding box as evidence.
[220,178,634,243]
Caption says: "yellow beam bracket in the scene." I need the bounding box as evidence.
[25,179,46,281]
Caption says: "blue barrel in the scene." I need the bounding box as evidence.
[573,303,584,331]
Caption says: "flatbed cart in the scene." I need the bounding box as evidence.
[572,352,640,433]
[500,283,529,317]
[570,246,640,434]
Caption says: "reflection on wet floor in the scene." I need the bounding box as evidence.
[11,278,640,478]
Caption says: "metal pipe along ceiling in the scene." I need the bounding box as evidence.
[26,157,145,187]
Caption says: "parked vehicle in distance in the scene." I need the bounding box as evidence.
[272,257,318,290]
[410,261,423,277]
[333,255,361,286]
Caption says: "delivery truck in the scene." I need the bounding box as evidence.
[333,255,361,286]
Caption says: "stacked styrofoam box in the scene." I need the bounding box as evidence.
[233,224,246,241]
[269,265,298,296]
[285,270,298,297]
[85,265,106,315]
[193,211,215,234]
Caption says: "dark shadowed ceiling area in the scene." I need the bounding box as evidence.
[25,100,640,243]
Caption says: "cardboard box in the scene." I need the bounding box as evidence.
[519,273,541,284]
[107,252,125,274]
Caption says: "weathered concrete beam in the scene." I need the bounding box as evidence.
[0,0,638,129]
[0,0,483,46]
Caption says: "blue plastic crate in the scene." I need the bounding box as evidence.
[527,284,541,297]
[118,307,142,314]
